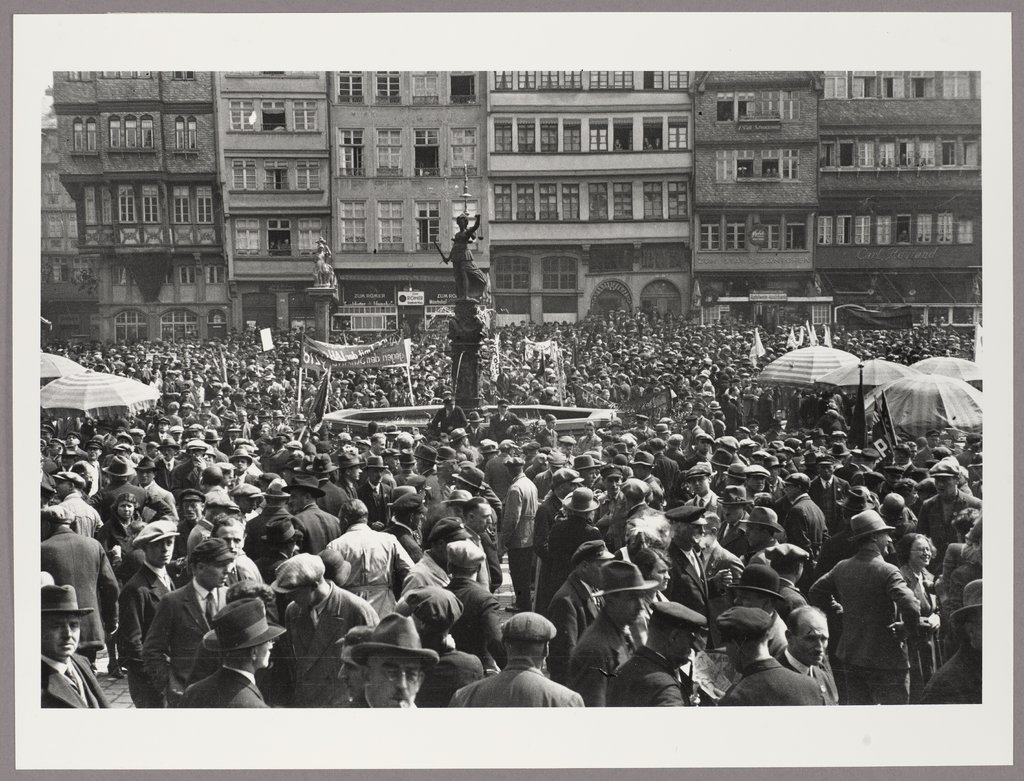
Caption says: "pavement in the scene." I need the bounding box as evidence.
[97,557,519,709]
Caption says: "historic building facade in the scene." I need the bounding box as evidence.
[486,70,693,324]
[53,71,229,342]
[816,70,982,328]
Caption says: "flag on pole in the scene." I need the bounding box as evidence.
[786,327,798,350]
[749,328,766,368]
[691,279,702,310]
[217,345,229,384]
[875,389,900,452]
[796,326,805,347]
[850,368,867,448]
[308,368,332,429]
[806,321,819,347]
[823,324,833,348]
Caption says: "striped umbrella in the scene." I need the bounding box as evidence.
[815,359,922,390]
[40,352,87,382]
[757,346,860,386]
[911,356,983,385]
[865,375,983,436]
[40,370,160,418]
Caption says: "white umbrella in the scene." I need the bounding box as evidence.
[40,352,87,382]
[816,359,922,390]
[865,375,983,437]
[911,356,983,384]
[757,346,860,386]
[40,370,160,418]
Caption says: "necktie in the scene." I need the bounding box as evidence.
[204,591,216,624]
[64,665,85,702]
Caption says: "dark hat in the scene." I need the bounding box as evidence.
[684,463,713,480]
[726,464,748,481]
[350,614,440,667]
[765,543,811,570]
[400,586,463,630]
[390,493,425,514]
[742,507,784,534]
[228,448,254,465]
[497,398,510,406]
[551,468,583,489]
[501,612,557,643]
[102,455,137,478]
[522,441,541,452]
[179,488,206,504]
[592,560,660,598]
[436,446,458,463]
[41,584,94,615]
[160,437,181,450]
[52,470,86,488]
[860,447,881,460]
[815,453,836,466]
[426,517,471,546]
[878,493,906,522]
[262,517,298,546]
[728,563,784,600]
[203,429,220,443]
[952,579,982,624]
[135,456,157,471]
[562,487,600,514]
[413,443,437,464]
[830,443,851,458]
[363,455,387,470]
[838,485,876,512]
[710,449,735,469]
[665,505,707,525]
[467,411,483,423]
[848,510,896,541]
[629,451,655,467]
[285,475,326,498]
[334,453,361,471]
[190,537,235,566]
[572,454,601,472]
[743,464,770,479]
[443,489,474,508]
[650,601,708,632]
[783,473,811,491]
[452,466,485,491]
[202,598,286,652]
[570,539,615,569]
[716,606,774,642]
[719,486,752,506]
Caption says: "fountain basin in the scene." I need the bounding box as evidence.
[322,404,617,436]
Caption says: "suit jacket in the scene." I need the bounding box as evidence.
[283,582,379,707]
[180,667,268,708]
[535,517,602,619]
[142,581,224,703]
[777,650,839,705]
[117,564,172,668]
[416,649,484,708]
[568,609,635,708]
[782,494,829,559]
[383,520,423,563]
[917,490,982,560]
[808,476,851,535]
[666,542,710,626]
[317,479,349,518]
[809,548,921,670]
[41,655,110,708]
[607,645,692,707]
[449,661,584,707]
[291,502,342,555]
[702,541,744,644]
[652,453,681,503]
[502,474,538,550]
[40,527,119,652]
[357,481,391,529]
[920,643,981,704]
[546,572,600,684]
[719,657,827,706]
[447,575,507,671]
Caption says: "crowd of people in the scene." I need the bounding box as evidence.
[39,313,982,708]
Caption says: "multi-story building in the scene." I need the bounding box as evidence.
[816,71,982,328]
[42,107,98,342]
[216,72,332,332]
[328,70,488,335]
[692,72,828,327]
[486,70,694,324]
[53,71,229,342]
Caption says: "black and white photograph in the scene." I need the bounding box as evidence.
[11,11,1015,772]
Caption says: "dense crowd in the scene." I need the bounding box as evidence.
[40,314,982,708]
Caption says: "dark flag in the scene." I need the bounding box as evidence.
[308,368,332,429]
[875,389,900,452]
[850,373,867,449]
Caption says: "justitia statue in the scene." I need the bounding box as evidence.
[436,213,488,301]
[313,237,336,288]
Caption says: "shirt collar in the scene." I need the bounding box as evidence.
[223,666,257,685]
[41,655,69,674]
[143,561,170,581]
[192,579,211,600]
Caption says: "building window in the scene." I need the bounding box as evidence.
[47,214,63,237]
[84,187,97,225]
[101,189,112,223]
[542,257,577,290]
[899,140,916,167]
[114,311,147,342]
[268,219,292,255]
[667,182,686,218]
[338,130,364,176]
[895,215,912,244]
[517,119,536,153]
[736,92,755,118]
[172,71,195,80]
[412,73,439,104]
[936,213,953,244]
[140,115,154,148]
[205,265,225,284]
[293,100,318,131]
[856,141,874,167]
[591,71,633,89]
[414,129,440,176]
[784,221,806,250]
[124,115,139,148]
[760,150,780,179]
[562,184,580,221]
[700,222,721,251]
[781,150,799,179]
[296,160,320,190]
[339,201,367,247]
[878,142,896,168]
[642,119,663,150]
[495,257,530,289]
[450,128,477,173]
[160,310,198,341]
[108,116,121,148]
[264,160,289,191]
[494,122,513,153]
[118,185,136,223]
[540,122,559,153]
[820,142,834,168]
[854,215,871,245]
[538,184,558,221]
[824,72,848,99]
[880,73,905,98]
[876,215,892,244]
[736,150,755,179]
[916,140,935,167]
[589,119,608,152]
[229,100,254,131]
[173,186,190,223]
[779,91,799,119]
[494,71,514,90]
[817,216,833,245]
[941,140,957,166]
[450,73,476,103]
[377,129,402,175]
[643,182,663,220]
[261,101,286,131]
[235,219,259,254]
[517,72,536,90]
[563,121,581,152]
[835,216,851,245]
[297,219,323,254]
[493,184,513,220]
[232,160,256,190]
[643,71,664,89]
[72,118,85,150]
[958,217,973,244]
[174,117,186,148]
[613,120,632,151]
[665,119,687,150]
[178,265,196,285]
[337,72,364,102]
[910,73,934,98]
[589,183,608,220]
[726,220,745,250]
[612,183,632,220]
[516,184,535,220]
[716,92,734,121]
[415,201,440,250]
[196,187,213,223]
[852,73,877,98]
[376,71,401,102]
[186,117,198,149]
[964,141,979,166]
[838,142,854,167]
[668,72,688,89]
[378,202,403,249]
[762,222,780,249]
[943,71,971,98]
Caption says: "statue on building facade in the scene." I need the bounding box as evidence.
[313,237,336,288]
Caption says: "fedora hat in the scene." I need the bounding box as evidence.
[838,485,876,512]
[398,449,416,467]
[449,428,468,441]
[284,474,326,498]
[743,507,784,534]
[363,455,387,470]
[719,486,752,506]
[102,455,137,478]
[261,517,298,546]
[562,487,600,514]
[710,449,734,469]
[201,598,285,652]
[848,509,896,541]
[592,560,660,598]
[572,454,601,472]
[452,466,485,491]
[952,579,982,624]
[727,563,785,601]
[260,479,291,502]
[629,451,655,467]
[413,444,437,464]
[41,584,93,615]
[335,453,362,471]
[349,614,440,667]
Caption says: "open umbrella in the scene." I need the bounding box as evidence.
[911,356,983,385]
[40,352,87,382]
[815,359,922,390]
[757,346,860,386]
[865,375,983,437]
[40,370,160,418]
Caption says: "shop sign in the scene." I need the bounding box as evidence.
[695,253,812,272]
[855,247,940,262]
[397,290,425,306]
[749,290,788,302]
[749,226,769,248]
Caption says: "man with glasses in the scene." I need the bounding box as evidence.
[350,614,439,708]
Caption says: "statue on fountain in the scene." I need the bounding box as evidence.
[313,237,336,288]
[435,213,488,301]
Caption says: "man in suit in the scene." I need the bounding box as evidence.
[169,439,212,503]
[180,597,286,708]
[546,540,612,684]
[117,520,178,708]
[272,553,379,707]
[716,486,752,558]
[449,612,583,707]
[445,541,506,673]
[699,512,744,646]
[682,463,719,514]
[350,614,440,708]
[809,509,921,705]
[532,467,582,612]
[808,454,851,536]
[664,505,714,636]
[917,460,982,565]
[40,585,110,708]
[778,605,839,705]
[779,473,828,587]
[304,454,345,517]
[142,538,233,706]
[357,455,392,529]
[607,602,708,707]
[486,399,526,443]
[285,474,342,555]
[40,505,119,666]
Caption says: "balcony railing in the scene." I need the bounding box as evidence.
[415,167,440,177]
[413,95,439,105]
[337,94,364,103]
[377,166,403,177]
[375,94,402,104]
[450,94,477,104]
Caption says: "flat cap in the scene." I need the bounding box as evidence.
[426,517,470,546]
[446,539,485,569]
[228,483,262,498]
[570,539,615,569]
[650,601,708,631]
[190,537,234,566]
[502,611,557,643]
[271,553,326,593]
[179,488,206,504]
[664,505,707,525]
[133,520,179,546]
[716,606,774,642]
